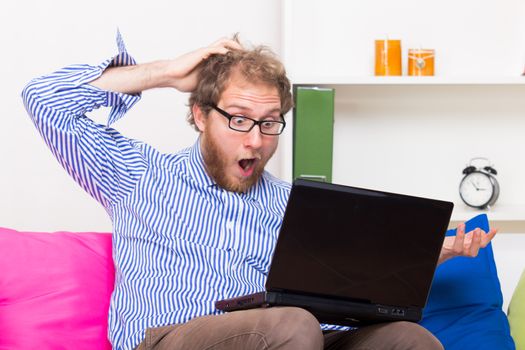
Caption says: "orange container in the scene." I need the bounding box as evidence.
[375,40,402,76]
[408,49,435,76]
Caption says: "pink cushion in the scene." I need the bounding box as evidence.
[0,227,114,349]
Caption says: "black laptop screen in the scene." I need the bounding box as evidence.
[265,179,453,308]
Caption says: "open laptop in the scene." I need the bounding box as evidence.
[215,179,453,326]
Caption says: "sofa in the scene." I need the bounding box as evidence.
[0,214,522,350]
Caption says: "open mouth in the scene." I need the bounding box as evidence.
[238,158,257,177]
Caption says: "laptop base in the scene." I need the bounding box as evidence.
[215,291,422,327]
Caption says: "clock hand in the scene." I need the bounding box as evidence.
[470,180,480,190]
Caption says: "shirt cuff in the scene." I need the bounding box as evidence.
[101,29,141,126]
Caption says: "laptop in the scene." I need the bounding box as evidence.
[215,179,453,326]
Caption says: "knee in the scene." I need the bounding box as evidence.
[264,307,323,350]
[387,321,443,350]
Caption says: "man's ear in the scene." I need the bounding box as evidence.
[192,104,207,132]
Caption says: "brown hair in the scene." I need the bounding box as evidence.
[187,40,292,131]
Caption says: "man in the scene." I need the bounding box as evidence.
[22,33,496,350]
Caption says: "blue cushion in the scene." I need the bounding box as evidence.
[419,214,515,349]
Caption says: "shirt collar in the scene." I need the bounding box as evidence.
[187,137,265,203]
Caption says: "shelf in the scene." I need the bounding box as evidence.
[451,204,525,233]
[291,76,525,86]
[450,204,525,222]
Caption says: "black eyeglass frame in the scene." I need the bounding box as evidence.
[209,104,286,136]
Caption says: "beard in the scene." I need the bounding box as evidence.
[200,132,274,193]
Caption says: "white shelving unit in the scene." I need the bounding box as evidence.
[453,204,525,223]
[281,0,525,226]
[284,77,525,223]
[290,76,525,86]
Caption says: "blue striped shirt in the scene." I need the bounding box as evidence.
[22,34,292,350]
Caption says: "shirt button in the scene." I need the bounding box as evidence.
[226,221,234,230]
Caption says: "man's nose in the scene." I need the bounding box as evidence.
[243,126,263,149]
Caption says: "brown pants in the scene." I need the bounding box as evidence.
[136,307,443,350]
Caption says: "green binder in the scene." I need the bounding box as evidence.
[293,86,335,182]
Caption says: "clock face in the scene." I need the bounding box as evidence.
[459,172,495,208]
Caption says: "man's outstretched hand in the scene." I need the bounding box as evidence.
[438,223,498,265]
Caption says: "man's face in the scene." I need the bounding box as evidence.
[196,73,281,193]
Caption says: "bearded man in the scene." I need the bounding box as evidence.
[23,33,495,350]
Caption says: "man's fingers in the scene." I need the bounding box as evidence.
[212,37,243,50]
[209,38,243,52]
[453,223,466,254]
[201,47,229,60]
[481,228,498,247]
[467,228,482,257]
[446,224,498,261]
[201,39,243,61]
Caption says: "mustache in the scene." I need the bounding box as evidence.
[237,154,262,161]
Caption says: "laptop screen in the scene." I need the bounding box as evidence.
[265,179,453,308]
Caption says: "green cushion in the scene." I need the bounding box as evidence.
[509,269,525,350]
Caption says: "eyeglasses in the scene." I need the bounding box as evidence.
[209,105,286,136]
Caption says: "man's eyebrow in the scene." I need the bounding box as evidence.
[226,105,282,115]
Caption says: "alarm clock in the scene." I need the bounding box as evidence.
[459,157,500,209]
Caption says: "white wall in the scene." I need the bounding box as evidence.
[1,0,283,231]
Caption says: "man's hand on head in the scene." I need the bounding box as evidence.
[90,37,242,95]
[437,223,498,265]
[166,37,243,92]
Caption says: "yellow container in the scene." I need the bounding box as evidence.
[375,40,402,76]
[408,49,435,76]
